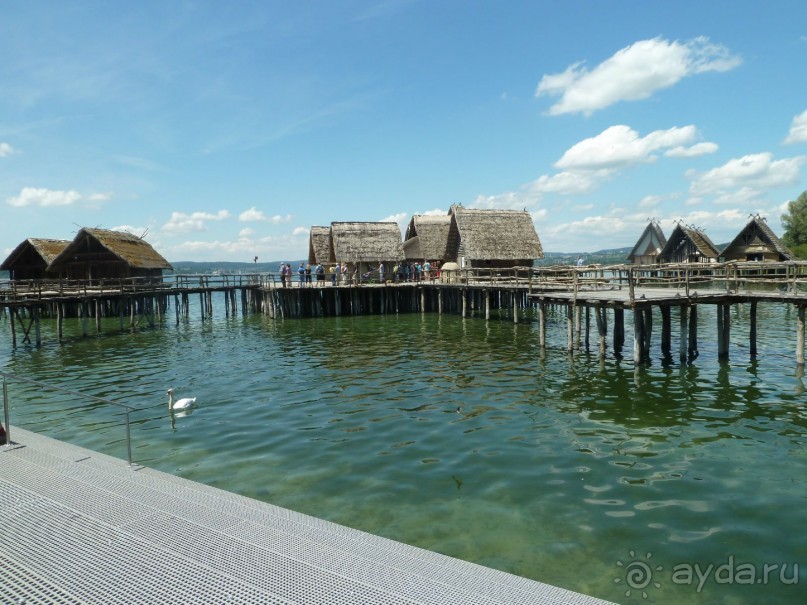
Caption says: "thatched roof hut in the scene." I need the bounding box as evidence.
[308,226,332,265]
[48,228,172,280]
[329,222,404,271]
[446,205,543,269]
[721,216,793,262]
[627,221,667,265]
[657,224,719,263]
[1,238,70,280]
[403,215,452,262]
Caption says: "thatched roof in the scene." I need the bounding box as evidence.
[658,224,719,261]
[722,216,794,261]
[329,222,404,263]
[308,226,332,264]
[403,214,452,261]
[0,238,70,270]
[49,228,172,271]
[447,206,543,261]
[627,222,666,262]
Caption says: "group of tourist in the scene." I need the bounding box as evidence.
[277,260,441,287]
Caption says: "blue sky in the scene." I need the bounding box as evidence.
[1,1,806,262]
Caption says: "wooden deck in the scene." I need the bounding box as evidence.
[0,427,614,605]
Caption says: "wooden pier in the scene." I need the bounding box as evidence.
[4,262,807,366]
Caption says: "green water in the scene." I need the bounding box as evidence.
[1,297,805,604]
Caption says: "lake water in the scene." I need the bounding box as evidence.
[1,294,804,604]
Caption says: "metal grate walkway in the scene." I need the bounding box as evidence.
[0,428,615,604]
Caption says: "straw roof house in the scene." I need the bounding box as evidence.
[307,226,332,265]
[48,228,172,280]
[1,238,70,280]
[329,222,404,273]
[627,221,667,265]
[721,216,793,262]
[657,223,720,263]
[445,205,543,268]
[402,215,452,262]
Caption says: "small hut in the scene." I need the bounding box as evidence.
[402,215,452,264]
[445,205,543,269]
[1,238,70,280]
[627,221,666,265]
[721,216,793,262]
[657,223,719,264]
[329,222,404,279]
[48,228,172,281]
[308,226,332,266]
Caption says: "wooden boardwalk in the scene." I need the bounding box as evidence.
[0,427,614,605]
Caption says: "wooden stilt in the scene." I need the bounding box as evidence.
[797,305,805,366]
[567,305,574,352]
[513,290,518,324]
[57,303,64,341]
[614,308,624,352]
[642,307,652,361]
[679,304,688,362]
[749,301,757,358]
[660,305,671,360]
[485,290,490,321]
[688,304,699,359]
[34,306,41,347]
[633,309,644,365]
[538,302,546,348]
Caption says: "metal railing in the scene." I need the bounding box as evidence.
[1,371,137,466]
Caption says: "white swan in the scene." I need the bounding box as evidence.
[167,388,196,410]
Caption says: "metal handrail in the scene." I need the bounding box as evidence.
[1,371,137,466]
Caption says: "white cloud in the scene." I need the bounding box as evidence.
[638,195,662,209]
[555,125,705,170]
[536,36,741,116]
[292,226,308,236]
[239,207,267,222]
[110,224,149,237]
[7,186,82,207]
[0,142,15,157]
[784,109,807,144]
[664,142,719,158]
[239,227,255,237]
[687,152,805,198]
[161,209,231,234]
[270,214,293,224]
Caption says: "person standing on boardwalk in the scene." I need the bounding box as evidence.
[305,263,312,286]
[298,263,306,287]
[423,260,431,281]
[379,262,386,283]
[330,264,337,285]
[279,262,286,288]
[341,262,348,284]
[316,262,325,286]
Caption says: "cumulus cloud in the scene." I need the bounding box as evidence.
[555,125,709,170]
[7,187,82,207]
[664,142,719,158]
[784,109,807,144]
[239,227,255,237]
[687,152,805,199]
[0,142,15,157]
[161,209,231,234]
[536,36,741,116]
[239,207,267,222]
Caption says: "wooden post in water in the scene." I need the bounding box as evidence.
[749,301,757,358]
[538,302,546,348]
[485,290,490,321]
[9,307,17,347]
[513,290,518,324]
[614,308,625,352]
[688,304,699,359]
[567,305,574,352]
[642,307,653,361]
[81,301,88,337]
[660,305,671,360]
[95,300,101,333]
[57,303,64,341]
[595,304,606,356]
[717,303,730,360]
[679,304,688,362]
[797,305,805,366]
[34,306,41,347]
[633,309,644,364]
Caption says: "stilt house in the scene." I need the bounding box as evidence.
[307,226,332,266]
[48,228,172,281]
[446,205,543,269]
[329,222,404,275]
[721,216,793,262]
[1,238,70,280]
[403,215,452,263]
[627,222,666,265]
[657,224,719,263]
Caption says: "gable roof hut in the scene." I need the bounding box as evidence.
[627,221,667,265]
[329,222,404,272]
[48,228,172,281]
[657,223,720,264]
[1,238,71,281]
[307,226,332,265]
[445,205,543,269]
[721,216,793,262]
[402,214,452,262]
